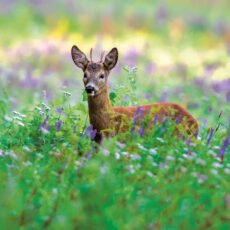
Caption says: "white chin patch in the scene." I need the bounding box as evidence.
[88,91,95,97]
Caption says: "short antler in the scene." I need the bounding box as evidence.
[90,48,93,62]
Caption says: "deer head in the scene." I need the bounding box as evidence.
[71,45,118,96]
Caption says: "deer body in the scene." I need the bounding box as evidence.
[71,46,198,143]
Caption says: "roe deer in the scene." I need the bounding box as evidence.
[71,45,199,143]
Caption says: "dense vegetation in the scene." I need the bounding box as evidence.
[0,1,229,229]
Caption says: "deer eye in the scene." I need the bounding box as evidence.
[99,74,105,79]
[84,73,88,79]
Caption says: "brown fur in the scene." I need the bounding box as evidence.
[71,46,199,143]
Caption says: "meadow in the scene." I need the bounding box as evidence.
[0,1,230,229]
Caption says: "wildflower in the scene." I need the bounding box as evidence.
[166,156,175,161]
[224,168,230,175]
[16,121,25,127]
[55,120,62,131]
[146,171,154,177]
[100,165,108,174]
[191,172,198,177]
[85,151,91,160]
[116,141,126,149]
[121,151,129,157]
[198,175,207,184]
[131,154,141,161]
[138,126,145,137]
[196,158,206,166]
[41,102,51,110]
[56,106,63,115]
[0,150,3,157]
[206,128,214,146]
[210,169,218,175]
[127,164,135,174]
[156,137,164,143]
[40,127,50,134]
[175,114,182,124]
[153,114,158,126]
[213,162,223,168]
[115,152,120,160]
[149,148,157,155]
[52,188,58,194]
[102,149,110,156]
[218,135,230,160]
[23,146,31,152]
[40,115,49,129]
[84,124,96,140]
[23,161,32,166]
[137,143,147,151]
[152,162,158,167]
[208,149,216,157]
[178,158,184,162]
[4,115,12,122]
[180,166,187,173]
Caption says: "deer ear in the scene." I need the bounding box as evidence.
[71,45,89,70]
[104,48,118,70]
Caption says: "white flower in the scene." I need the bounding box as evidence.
[4,115,12,122]
[166,156,175,161]
[146,171,154,177]
[224,168,230,175]
[5,151,17,159]
[16,121,25,127]
[115,152,120,160]
[181,166,187,173]
[196,158,206,166]
[121,151,129,157]
[137,143,147,151]
[127,165,135,174]
[149,148,157,155]
[198,175,207,184]
[23,146,31,152]
[178,158,184,162]
[156,137,164,143]
[213,162,223,168]
[52,188,58,194]
[191,172,198,177]
[116,142,126,149]
[100,165,108,174]
[152,162,158,167]
[23,161,32,166]
[102,149,110,156]
[131,154,141,161]
[210,169,218,175]
[208,150,216,157]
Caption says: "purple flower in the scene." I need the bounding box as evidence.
[186,138,191,146]
[133,107,143,125]
[226,91,230,102]
[56,107,63,115]
[55,120,62,131]
[218,135,230,160]
[138,126,145,137]
[145,62,156,75]
[153,114,159,126]
[85,151,91,160]
[175,114,182,124]
[206,128,214,146]
[40,115,49,129]
[84,124,96,140]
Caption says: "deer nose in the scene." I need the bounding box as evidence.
[85,85,95,94]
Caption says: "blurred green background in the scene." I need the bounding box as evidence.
[0,1,230,229]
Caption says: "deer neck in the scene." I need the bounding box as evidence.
[87,87,113,132]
